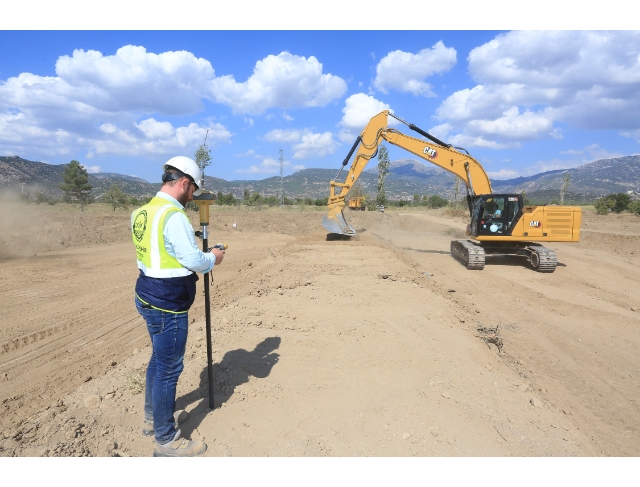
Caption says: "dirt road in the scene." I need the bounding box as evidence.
[1,203,638,456]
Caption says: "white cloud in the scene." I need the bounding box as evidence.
[373,41,457,96]
[466,106,554,141]
[264,129,304,143]
[582,144,623,161]
[292,131,336,159]
[621,129,640,143]
[487,169,521,180]
[84,120,231,159]
[435,31,640,148]
[427,122,511,149]
[209,51,347,115]
[264,128,337,159]
[338,93,396,142]
[55,45,215,116]
[0,45,233,161]
[235,165,267,174]
[0,45,346,162]
[82,165,101,173]
[282,112,294,122]
[234,156,306,175]
[234,149,256,157]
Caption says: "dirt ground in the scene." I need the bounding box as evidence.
[1,202,639,457]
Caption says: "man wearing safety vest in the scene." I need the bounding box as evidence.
[131,156,225,457]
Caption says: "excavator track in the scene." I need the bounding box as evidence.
[450,240,485,270]
[527,245,557,273]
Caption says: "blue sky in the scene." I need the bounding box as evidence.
[1,29,640,183]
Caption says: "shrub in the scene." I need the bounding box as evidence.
[428,195,448,209]
[594,193,631,214]
[35,192,48,205]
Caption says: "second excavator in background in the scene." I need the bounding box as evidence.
[322,111,581,273]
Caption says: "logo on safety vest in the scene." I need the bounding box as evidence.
[133,210,148,242]
[423,146,437,158]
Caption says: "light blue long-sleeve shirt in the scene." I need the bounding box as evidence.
[134,192,216,274]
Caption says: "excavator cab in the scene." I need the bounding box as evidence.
[470,195,523,237]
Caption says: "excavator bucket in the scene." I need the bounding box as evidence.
[322,205,356,236]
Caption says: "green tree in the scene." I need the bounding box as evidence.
[594,196,614,214]
[264,195,278,206]
[428,195,448,209]
[194,131,212,183]
[215,192,236,206]
[559,173,571,205]
[376,145,390,207]
[58,160,93,211]
[247,193,264,206]
[612,192,631,213]
[103,184,128,211]
[628,200,640,215]
[595,193,631,214]
[452,176,461,208]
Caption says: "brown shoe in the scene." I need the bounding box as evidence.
[153,430,207,457]
[143,409,189,437]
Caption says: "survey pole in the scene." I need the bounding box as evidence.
[192,190,216,409]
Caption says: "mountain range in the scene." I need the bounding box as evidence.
[1,154,639,203]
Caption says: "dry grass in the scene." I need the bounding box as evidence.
[127,369,146,395]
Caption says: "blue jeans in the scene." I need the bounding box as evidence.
[135,296,189,444]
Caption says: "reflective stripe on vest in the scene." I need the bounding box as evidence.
[132,196,192,278]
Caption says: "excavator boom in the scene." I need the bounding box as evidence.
[323,110,492,236]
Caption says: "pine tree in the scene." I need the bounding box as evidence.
[58,160,93,211]
[376,145,390,207]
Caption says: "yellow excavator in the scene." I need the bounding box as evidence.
[322,111,582,273]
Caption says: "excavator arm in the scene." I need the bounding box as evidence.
[323,110,493,235]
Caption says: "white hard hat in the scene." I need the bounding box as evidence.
[162,156,204,196]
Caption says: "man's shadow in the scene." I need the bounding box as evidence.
[176,336,281,436]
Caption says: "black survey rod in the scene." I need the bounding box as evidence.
[202,230,214,410]
[193,191,216,410]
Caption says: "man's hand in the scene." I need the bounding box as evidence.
[211,247,225,265]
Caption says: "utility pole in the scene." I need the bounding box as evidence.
[279,149,284,206]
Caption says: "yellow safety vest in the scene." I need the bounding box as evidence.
[132,196,192,278]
